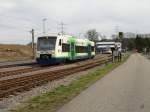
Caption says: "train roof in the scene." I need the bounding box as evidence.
[38,34,58,38]
[38,34,94,44]
[96,42,116,45]
[97,45,115,48]
[96,41,121,48]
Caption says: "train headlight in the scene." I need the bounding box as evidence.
[36,53,40,57]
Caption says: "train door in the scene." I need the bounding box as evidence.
[88,44,92,58]
[70,42,75,60]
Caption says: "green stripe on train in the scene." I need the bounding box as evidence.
[68,36,76,60]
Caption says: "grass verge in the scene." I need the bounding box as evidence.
[11,54,130,112]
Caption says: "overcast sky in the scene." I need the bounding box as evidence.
[0,0,150,44]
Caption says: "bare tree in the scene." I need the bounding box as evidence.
[85,29,99,42]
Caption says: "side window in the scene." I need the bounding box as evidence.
[62,44,70,52]
[75,46,87,53]
[91,46,95,52]
[59,39,61,46]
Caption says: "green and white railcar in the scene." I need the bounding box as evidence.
[36,34,95,64]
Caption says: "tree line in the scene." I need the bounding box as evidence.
[121,35,150,52]
[85,29,150,52]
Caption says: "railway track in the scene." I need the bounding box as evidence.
[0,55,112,99]
[0,54,108,78]
[0,66,41,78]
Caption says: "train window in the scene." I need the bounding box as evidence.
[59,39,62,46]
[62,43,70,52]
[91,46,95,52]
[76,46,87,53]
[37,37,56,51]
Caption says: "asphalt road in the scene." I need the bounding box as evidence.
[58,53,150,112]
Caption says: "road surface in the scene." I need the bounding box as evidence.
[58,54,150,112]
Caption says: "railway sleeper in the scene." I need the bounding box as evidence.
[0,58,111,98]
[0,58,111,94]
[0,59,108,87]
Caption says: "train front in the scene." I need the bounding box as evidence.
[36,36,57,65]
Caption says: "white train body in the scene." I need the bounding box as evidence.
[36,34,95,64]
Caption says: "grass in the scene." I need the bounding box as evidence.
[0,44,32,62]
[10,54,130,112]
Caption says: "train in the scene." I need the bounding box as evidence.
[36,34,95,64]
[96,42,122,54]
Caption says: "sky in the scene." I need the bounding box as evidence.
[0,0,150,44]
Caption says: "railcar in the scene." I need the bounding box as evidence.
[96,42,122,54]
[36,34,95,64]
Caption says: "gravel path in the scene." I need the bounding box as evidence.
[58,53,150,112]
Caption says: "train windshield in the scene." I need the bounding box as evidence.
[37,37,56,51]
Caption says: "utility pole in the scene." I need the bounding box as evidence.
[59,22,66,35]
[43,18,47,35]
[115,26,119,39]
[115,26,119,34]
[30,29,35,59]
